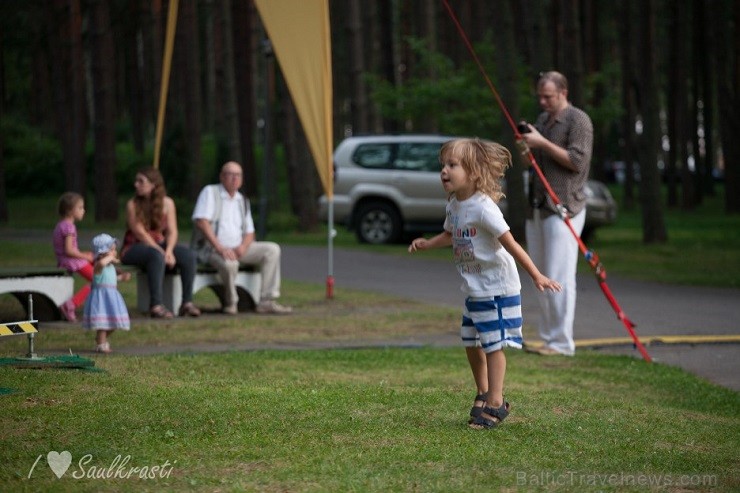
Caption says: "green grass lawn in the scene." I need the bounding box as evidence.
[0,279,738,492]
[2,348,738,492]
[0,280,461,351]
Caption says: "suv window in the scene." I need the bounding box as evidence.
[353,144,393,169]
[395,143,442,172]
[352,142,442,172]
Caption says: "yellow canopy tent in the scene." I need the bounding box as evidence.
[255,0,335,297]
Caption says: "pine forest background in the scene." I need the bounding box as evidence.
[0,0,738,244]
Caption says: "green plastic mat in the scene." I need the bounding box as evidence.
[0,354,97,370]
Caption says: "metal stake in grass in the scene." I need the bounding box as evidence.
[25,294,40,359]
[0,294,97,370]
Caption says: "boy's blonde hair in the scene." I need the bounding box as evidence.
[439,138,511,202]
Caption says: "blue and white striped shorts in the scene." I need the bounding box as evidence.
[460,293,524,353]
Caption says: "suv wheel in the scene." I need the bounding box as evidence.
[355,202,402,244]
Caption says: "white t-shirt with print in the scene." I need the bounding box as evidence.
[443,192,521,297]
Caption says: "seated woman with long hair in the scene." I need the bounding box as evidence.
[121,167,201,318]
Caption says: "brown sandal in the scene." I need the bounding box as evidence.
[150,304,174,319]
[178,302,201,317]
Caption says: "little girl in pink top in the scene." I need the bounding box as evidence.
[52,192,94,322]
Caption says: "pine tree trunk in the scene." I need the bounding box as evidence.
[282,94,319,232]
[716,0,740,213]
[176,0,203,199]
[700,0,716,197]
[583,0,607,183]
[635,0,668,243]
[203,0,216,133]
[149,0,163,140]
[494,0,526,240]
[232,0,256,196]
[348,0,369,134]
[666,0,685,209]
[220,0,243,167]
[0,21,6,223]
[89,0,119,221]
[125,0,145,153]
[49,0,87,195]
[377,0,398,132]
[618,0,637,209]
[559,0,585,108]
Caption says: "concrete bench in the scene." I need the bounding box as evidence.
[135,264,261,314]
[0,267,74,321]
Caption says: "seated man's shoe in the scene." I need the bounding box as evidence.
[255,300,292,315]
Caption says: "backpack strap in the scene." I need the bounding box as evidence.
[209,184,222,235]
[240,197,250,236]
[191,184,223,263]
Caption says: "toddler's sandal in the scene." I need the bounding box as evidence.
[95,342,111,354]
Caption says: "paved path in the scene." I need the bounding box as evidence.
[282,245,740,391]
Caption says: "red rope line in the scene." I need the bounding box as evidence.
[442,0,651,362]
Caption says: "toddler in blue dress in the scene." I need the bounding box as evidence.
[82,234,131,353]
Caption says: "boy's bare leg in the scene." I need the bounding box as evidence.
[465,346,488,409]
[485,349,506,409]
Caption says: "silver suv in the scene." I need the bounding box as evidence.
[319,135,616,244]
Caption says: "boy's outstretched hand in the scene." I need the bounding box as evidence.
[533,274,562,292]
[408,232,452,253]
[408,237,428,253]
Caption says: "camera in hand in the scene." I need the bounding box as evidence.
[517,121,531,134]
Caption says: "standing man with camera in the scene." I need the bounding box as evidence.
[518,71,593,356]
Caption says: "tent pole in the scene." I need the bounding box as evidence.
[326,199,334,299]
[153,0,178,169]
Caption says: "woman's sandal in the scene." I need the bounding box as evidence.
[150,304,174,319]
[178,302,201,317]
[468,393,488,424]
[469,401,510,430]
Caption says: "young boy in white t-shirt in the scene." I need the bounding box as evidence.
[409,138,561,429]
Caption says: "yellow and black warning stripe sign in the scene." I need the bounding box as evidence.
[0,321,38,337]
